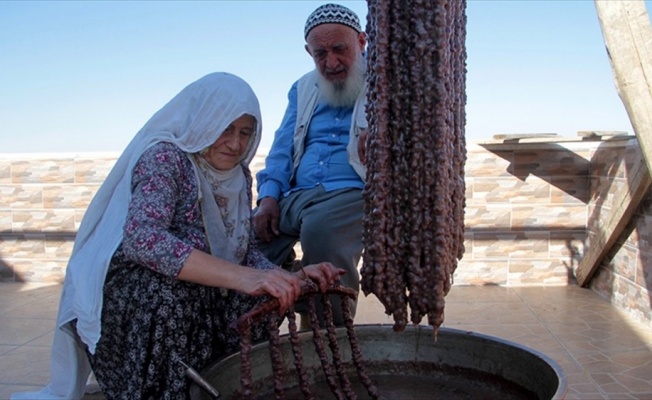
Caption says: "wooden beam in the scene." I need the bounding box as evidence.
[576,1,652,286]
[595,1,652,168]
[576,130,629,138]
[576,161,651,286]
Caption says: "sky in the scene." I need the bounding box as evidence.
[0,0,646,154]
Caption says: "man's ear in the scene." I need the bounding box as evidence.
[305,44,312,56]
[357,32,367,52]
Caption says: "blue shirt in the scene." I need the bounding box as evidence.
[256,80,365,201]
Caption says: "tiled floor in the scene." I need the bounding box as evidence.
[1,283,651,399]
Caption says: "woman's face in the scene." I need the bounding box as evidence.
[203,114,256,170]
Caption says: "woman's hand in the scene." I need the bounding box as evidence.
[243,267,304,314]
[179,251,344,314]
[296,262,346,292]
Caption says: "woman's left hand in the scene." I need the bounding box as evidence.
[296,262,346,292]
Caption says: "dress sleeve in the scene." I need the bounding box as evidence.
[121,143,197,277]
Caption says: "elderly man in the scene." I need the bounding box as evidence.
[253,3,367,327]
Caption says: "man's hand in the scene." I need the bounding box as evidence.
[253,197,280,242]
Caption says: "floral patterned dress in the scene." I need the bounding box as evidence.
[85,142,275,400]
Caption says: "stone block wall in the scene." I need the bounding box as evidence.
[458,141,591,286]
[586,138,652,325]
[0,153,117,282]
[0,137,650,326]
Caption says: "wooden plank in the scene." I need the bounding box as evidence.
[492,133,559,140]
[576,130,629,138]
[576,1,652,286]
[594,1,652,170]
[576,161,651,286]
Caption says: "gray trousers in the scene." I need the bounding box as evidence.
[256,186,364,326]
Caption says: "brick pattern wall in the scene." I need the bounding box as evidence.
[459,141,590,286]
[0,153,116,282]
[587,138,652,325]
[0,138,649,326]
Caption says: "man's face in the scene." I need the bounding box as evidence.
[305,24,366,88]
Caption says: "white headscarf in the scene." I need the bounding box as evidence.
[65,70,262,349]
[10,72,262,400]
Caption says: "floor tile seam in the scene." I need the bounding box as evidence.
[604,372,652,390]
[0,341,51,352]
[0,297,61,311]
[445,300,524,304]
[442,324,544,329]
[565,384,605,399]
[611,307,652,338]
[504,287,564,331]
[0,316,56,321]
[580,367,642,379]
[0,344,19,357]
[0,327,55,348]
[0,380,46,389]
[582,369,641,398]
[578,378,611,399]
[540,330,590,370]
[0,303,47,314]
[513,287,593,384]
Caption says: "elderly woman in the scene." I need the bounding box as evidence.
[12,72,343,400]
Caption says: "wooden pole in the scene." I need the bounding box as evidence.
[576,1,652,286]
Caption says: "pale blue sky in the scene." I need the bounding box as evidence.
[0,1,644,153]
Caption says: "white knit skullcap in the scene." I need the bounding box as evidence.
[304,3,362,39]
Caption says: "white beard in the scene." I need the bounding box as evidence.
[316,53,365,108]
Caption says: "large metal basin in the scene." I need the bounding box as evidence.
[190,324,566,399]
